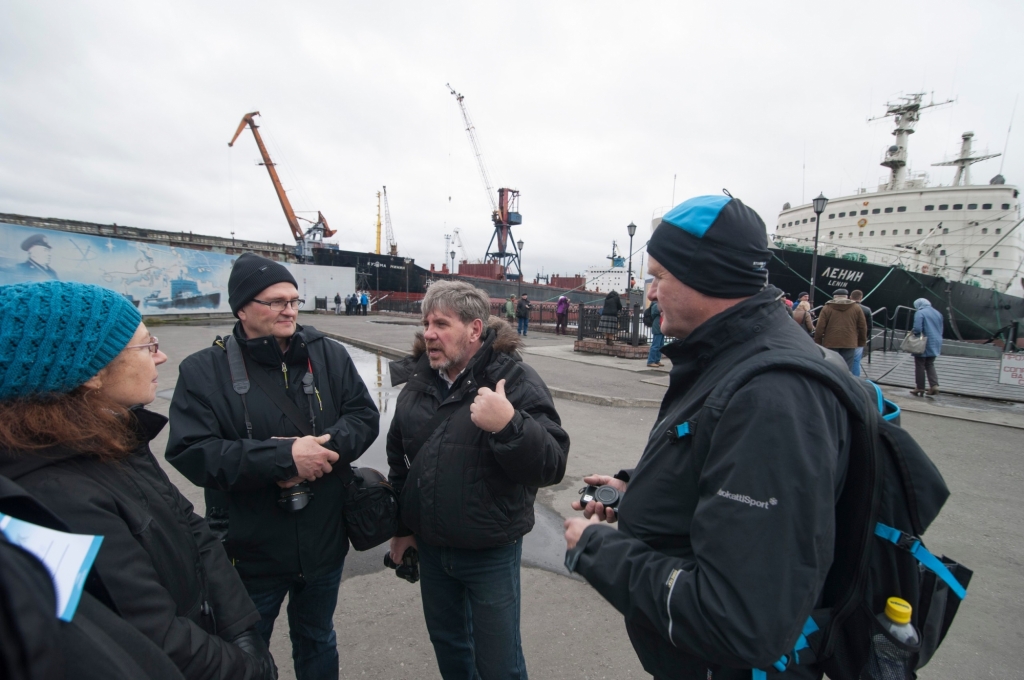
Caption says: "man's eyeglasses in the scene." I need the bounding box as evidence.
[252,298,305,311]
[126,337,160,354]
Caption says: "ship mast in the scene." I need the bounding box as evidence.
[931,132,1000,186]
[870,93,954,190]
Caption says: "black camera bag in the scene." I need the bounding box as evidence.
[341,467,398,551]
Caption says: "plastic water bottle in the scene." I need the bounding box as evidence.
[868,597,919,679]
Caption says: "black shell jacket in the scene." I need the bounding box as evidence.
[0,474,186,680]
[387,318,569,548]
[0,409,262,680]
[567,286,851,679]
[165,323,379,583]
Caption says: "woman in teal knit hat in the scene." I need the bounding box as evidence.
[0,281,277,680]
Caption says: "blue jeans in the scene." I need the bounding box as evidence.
[245,563,344,680]
[418,538,527,680]
[852,346,864,377]
[647,332,664,364]
[517,317,528,335]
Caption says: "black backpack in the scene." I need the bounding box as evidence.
[642,304,654,328]
[682,350,970,679]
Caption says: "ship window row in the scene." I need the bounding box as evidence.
[983,269,993,275]
[924,203,1010,211]
[978,251,1001,257]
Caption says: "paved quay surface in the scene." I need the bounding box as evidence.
[144,315,1022,679]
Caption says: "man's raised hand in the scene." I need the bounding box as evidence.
[291,434,338,482]
[470,379,515,433]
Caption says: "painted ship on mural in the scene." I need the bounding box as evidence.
[768,93,1023,341]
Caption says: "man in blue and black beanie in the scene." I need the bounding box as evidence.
[563,194,855,679]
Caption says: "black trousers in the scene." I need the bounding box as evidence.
[915,355,939,390]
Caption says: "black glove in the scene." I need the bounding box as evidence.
[230,628,278,680]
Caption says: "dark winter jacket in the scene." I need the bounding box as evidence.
[601,292,623,316]
[566,286,851,679]
[515,298,531,319]
[165,323,379,584]
[0,409,264,680]
[813,297,867,349]
[0,475,186,680]
[387,318,569,548]
[650,301,663,336]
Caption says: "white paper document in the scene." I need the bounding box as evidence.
[0,513,103,621]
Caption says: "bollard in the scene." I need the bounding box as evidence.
[631,303,641,347]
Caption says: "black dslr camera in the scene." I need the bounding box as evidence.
[384,547,420,584]
[278,482,313,513]
[579,484,620,510]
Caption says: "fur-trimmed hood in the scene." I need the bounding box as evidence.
[409,316,523,359]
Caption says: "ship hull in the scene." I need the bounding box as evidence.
[767,248,1024,341]
[144,292,221,310]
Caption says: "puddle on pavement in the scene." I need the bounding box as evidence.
[339,341,573,580]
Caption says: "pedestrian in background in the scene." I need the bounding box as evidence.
[387,281,569,680]
[910,297,944,396]
[792,300,814,335]
[516,293,531,336]
[850,289,872,377]
[646,300,664,367]
[334,292,342,315]
[813,288,866,372]
[0,281,276,680]
[505,294,516,325]
[360,291,369,315]
[598,290,622,345]
[555,295,569,335]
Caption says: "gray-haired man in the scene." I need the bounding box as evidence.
[386,280,570,679]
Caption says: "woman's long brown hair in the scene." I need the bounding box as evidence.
[0,386,136,460]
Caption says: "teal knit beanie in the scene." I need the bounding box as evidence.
[0,282,143,400]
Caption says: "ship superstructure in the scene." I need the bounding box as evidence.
[775,94,1023,297]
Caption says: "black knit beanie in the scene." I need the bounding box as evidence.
[228,253,298,316]
[647,195,770,298]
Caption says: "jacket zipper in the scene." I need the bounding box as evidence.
[281,362,288,389]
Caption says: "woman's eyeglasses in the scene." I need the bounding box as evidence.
[126,337,160,354]
[252,298,305,311]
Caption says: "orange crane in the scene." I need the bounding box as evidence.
[229,112,335,258]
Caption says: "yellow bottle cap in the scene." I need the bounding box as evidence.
[885,597,913,624]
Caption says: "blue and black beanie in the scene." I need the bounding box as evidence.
[648,195,770,298]
[0,281,143,400]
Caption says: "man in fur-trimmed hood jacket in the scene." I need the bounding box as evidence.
[386,281,569,680]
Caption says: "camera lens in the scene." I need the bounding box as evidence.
[278,482,313,512]
[593,485,619,506]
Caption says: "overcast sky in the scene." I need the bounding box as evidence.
[2,1,1022,279]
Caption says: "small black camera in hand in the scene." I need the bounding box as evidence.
[579,484,620,509]
[384,547,420,584]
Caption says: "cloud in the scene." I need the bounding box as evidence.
[1,0,1022,279]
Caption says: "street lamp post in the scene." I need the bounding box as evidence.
[809,193,829,308]
[626,222,637,303]
[404,258,412,298]
[450,250,456,274]
[516,239,524,296]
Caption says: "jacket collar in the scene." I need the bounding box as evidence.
[0,407,166,480]
[233,321,321,366]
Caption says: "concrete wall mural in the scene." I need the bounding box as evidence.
[1,222,354,314]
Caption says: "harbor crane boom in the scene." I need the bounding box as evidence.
[229,112,335,256]
[382,186,398,256]
[446,84,522,280]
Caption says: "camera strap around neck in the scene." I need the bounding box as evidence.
[225,335,314,437]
